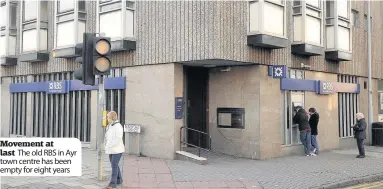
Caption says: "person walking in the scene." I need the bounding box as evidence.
[104,111,125,189]
[352,112,367,158]
[293,106,316,156]
[309,108,320,155]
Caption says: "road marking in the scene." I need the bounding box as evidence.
[345,181,383,189]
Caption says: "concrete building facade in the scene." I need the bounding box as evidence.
[1,0,383,160]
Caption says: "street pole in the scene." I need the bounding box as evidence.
[97,75,106,181]
[367,0,373,144]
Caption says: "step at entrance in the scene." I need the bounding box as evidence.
[176,150,208,165]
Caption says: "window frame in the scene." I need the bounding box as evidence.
[1,0,17,57]
[54,0,87,49]
[57,0,75,14]
[97,0,136,41]
[22,0,38,23]
[337,0,350,20]
[292,0,324,46]
[20,0,49,53]
[324,0,352,52]
[248,0,287,39]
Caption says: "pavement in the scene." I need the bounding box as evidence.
[3,146,383,189]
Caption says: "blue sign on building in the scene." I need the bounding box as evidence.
[175,97,184,119]
[268,65,288,79]
[317,81,335,94]
[9,77,126,93]
[280,78,360,94]
[46,81,70,94]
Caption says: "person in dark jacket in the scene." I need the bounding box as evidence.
[352,112,367,158]
[309,108,320,155]
[293,106,315,156]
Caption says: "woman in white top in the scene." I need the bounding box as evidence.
[104,111,125,189]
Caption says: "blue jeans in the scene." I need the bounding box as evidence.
[300,130,312,155]
[108,153,123,188]
[311,135,319,154]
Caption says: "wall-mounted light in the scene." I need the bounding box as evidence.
[300,63,311,70]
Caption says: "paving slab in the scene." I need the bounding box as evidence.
[164,146,383,189]
[122,146,383,189]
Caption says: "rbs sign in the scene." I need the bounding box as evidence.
[46,81,69,94]
[318,81,335,94]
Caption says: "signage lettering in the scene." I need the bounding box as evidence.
[322,82,334,92]
[124,124,141,133]
[318,81,336,94]
[47,81,69,94]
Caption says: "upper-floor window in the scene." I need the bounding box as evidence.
[58,0,74,13]
[55,0,86,48]
[292,0,323,46]
[337,0,349,19]
[21,0,48,53]
[0,3,6,28]
[23,1,37,21]
[249,0,286,38]
[98,0,135,40]
[325,0,351,52]
[0,0,17,57]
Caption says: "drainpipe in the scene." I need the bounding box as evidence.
[367,0,373,144]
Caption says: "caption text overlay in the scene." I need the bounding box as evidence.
[0,138,82,176]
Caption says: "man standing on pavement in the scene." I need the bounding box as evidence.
[293,106,316,156]
[352,112,367,158]
[309,108,320,155]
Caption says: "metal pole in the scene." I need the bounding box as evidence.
[97,75,105,181]
[367,0,373,144]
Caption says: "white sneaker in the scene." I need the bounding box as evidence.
[310,153,317,156]
[313,148,317,154]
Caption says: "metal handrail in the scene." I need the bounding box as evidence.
[180,126,212,157]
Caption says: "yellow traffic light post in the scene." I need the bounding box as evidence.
[73,33,112,181]
[93,36,112,181]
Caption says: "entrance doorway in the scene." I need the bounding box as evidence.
[184,66,209,149]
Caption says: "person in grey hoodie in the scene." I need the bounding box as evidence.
[293,106,316,156]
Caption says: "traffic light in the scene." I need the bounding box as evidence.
[73,33,96,85]
[92,37,112,75]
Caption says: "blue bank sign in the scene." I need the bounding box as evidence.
[10,77,126,94]
[47,81,70,94]
[268,65,288,79]
[281,78,360,94]
[318,81,334,94]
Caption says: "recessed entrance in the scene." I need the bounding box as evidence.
[184,66,209,149]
